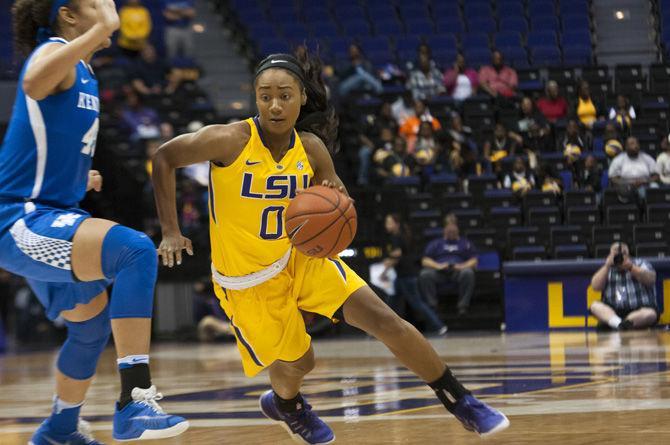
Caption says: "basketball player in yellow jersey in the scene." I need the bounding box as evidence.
[152,53,509,443]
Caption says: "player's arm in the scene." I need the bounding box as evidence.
[301,132,349,196]
[23,0,119,100]
[152,123,246,267]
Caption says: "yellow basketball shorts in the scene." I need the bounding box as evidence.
[213,249,367,377]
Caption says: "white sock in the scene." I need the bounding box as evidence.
[116,354,149,368]
[53,396,84,414]
[607,315,622,329]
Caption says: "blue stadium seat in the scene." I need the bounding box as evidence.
[559,170,574,191]
[477,251,501,271]
[502,46,529,67]
[375,19,404,36]
[494,31,523,48]
[561,30,591,47]
[310,20,341,39]
[342,20,373,37]
[398,4,431,21]
[499,17,528,35]
[273,9,301,23]
[405,18,436,36]
[435,17,466,35]
[395,35,423,53]
[367,49,396,67]
[527,30,558,48]
[462,33,491,51]
[282,24,310,41]
[334,5,366,21]
[512,246,546,261]
[432,2,461,19]
[328,37,352,60]
[359,36,392,54]
[562,14,591,32]
[258,39,291,56]
[428,34,458,52]
[497,2,525,19]
[432,48,458,67]
[563,45,592,66]
[463,2,494,19]
[465,48,493,67]
[560,0,589,17]
[303,6,331,22]
[528,1,556,18]
[530,16,560,32]
[367,4,398,21]
[467,17,497,34]
[531,46,562,67]
[554,244,589,260]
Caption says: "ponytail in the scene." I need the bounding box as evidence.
[12,0,76,57]
[294,50,339,153]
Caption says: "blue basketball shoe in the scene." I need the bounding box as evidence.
[259,390,334,444]
[112,385,189,441]
[452,394,510,436]
[30,419,104,445]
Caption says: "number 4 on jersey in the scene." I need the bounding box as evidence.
[81,117,99,156]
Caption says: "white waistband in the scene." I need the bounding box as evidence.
[211,248,292,290]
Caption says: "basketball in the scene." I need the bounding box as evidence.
[285,185,357,258]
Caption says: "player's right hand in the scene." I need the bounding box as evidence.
[95,0,120,34]
[158,233,194,268]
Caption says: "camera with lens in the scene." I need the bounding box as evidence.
[613,243,624,267]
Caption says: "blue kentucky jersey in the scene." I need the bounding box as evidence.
[0,37,99,208]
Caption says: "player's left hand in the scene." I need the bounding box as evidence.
[320,179,346,194]
[87,170,103,192]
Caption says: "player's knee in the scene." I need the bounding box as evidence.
[57,305,111,380]
[101,225,157,280]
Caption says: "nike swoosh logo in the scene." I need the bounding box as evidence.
[81,78,90,84]
[288,220,309,240]
[270,60,287,64]
[246,160,261,166]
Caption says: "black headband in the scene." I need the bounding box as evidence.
[254,56,305,85]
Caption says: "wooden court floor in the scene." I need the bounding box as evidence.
[1,330,670,444]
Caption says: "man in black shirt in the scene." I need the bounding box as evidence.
[383,214,447,335]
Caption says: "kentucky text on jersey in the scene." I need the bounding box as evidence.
[77,92,100,112]
[241,173,310,199]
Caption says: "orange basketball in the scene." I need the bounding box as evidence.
[285,185,357,258]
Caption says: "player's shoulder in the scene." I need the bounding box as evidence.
[197,121,251,147]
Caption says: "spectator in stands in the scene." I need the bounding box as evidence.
[443,54,478,102]
[374,136,414,178]
[574,80,603,129]
[359,126,394,185]
[603,122,623,161]
[338,44,383,97]
[502,156,535,197]
[131,43,171,98]
[163,0,197,59]
[608,136,659,200]
[413,121,440,167]
[407,52,445,101]
[537,163,562,195]
[478,50,518,99]
[399,100,441,150]
[576,154,603,193]
[483,122,517,173]
[590,242,658,330]
[444,113,477,177]
[419,218,477,316]
[512,97,550,145]
[391,91,415,126]
[608,94,636,135]
[536,80,568,123]
[657,134,670,185]
[118,0,152,58]
[559,119,591,154]
[120,91,163,145]
[383,214,447,334]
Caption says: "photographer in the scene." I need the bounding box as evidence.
[590,243,658,330]
[419,218,477,316]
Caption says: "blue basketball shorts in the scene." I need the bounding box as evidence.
[0,201,111,320]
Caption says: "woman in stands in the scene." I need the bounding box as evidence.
[1,1,187,443]
[152,51,509,444]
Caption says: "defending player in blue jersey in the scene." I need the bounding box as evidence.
[0,1,189,443]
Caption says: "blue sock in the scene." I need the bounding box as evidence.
[48,397,82,436]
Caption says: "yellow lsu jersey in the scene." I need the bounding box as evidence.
[209,117,314,276]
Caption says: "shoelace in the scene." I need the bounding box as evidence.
[285,404,319,438]
[76,419,96,443]
[132,385,166,414]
